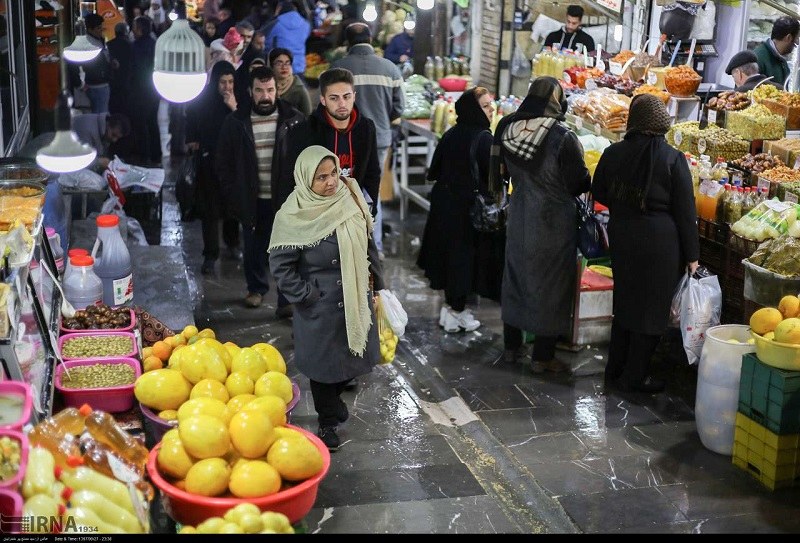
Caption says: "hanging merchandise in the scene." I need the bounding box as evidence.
[92,214,134,308]
[659,2,699,41]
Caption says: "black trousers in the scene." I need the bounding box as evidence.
[445,294,466,312]
[503,324,558,362]
[309,379,349,427]
[202,216,240,260]
[605,320,662,386]
[241,197,288,306]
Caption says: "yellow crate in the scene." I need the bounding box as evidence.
[732,412,800,490]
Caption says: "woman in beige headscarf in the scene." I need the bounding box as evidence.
[269,145,384,451]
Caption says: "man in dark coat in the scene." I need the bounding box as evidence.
[215,65,305,312]
[69,13,113,114]
[283,68,380,213]
[593,94,700,393]
[186,61,242,275]
[754,16,799,87]
[130,15,161,165]
[543,5,595,53]
[725,50,779,92]
[107,22,134,117]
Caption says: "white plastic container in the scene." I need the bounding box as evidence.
[63,255,104,310]
[695,324,756,455]
[92,214,133,307]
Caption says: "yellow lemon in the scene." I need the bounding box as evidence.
[167,346,186,370]
[266,435,324,481]
[179,414,231,459]
[227,393,257,415]
[197,328,216,339]
[238,513,265,533]
[228,460,281,498]
[272,427,308,442]
[182,325,199,339]
[177,397,231,424]
[191,378,231,403]
[178,526,197,534]
[162,428,181,443]
[219,522,244,534]
[196,517,225,534]
[225,372,255,397]
[224,342,242,360]
[241,395,287,427]
[251,343,287,374]
[229,409,276,458]
[223,503,262,525]
[254,372,293,404]
[231,348,268,381]
[184,457,231,497]
[260,512,294,534]
[194,338,233,372]
[134,368,192,411]
[179,343,228,384]
[157,437,196,479]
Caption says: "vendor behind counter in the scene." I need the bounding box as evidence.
[726,50,781,92]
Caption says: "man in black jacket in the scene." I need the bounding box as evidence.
[69,13,113,113]
[543,5,595,54]
[215,66,305,312]
[282,67,380,213]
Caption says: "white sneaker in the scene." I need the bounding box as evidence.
[453,309,481,332]
[439,306,448,327]
[441,309,461,333]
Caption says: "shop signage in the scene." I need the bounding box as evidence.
[594,0,623,14]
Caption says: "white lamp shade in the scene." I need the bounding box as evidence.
[417,0,434,9]
[153,19,207,103]
[404,19,416,30]
[63,35,102,63]
[363,3,378,22]
[35,131,97,173]
[152,71,208,103]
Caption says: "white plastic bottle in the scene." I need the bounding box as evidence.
[63,255,104,310]
[91,214,133,307]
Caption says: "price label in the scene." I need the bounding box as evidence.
[697,137,707,154]
[597,60,606,73]
[674,130,683,146]
[758,177,771,192]
[609,61,623,75]
[585,79,598,91]
[575,117,583,130]
[786,191,799,204]
[708,109,717,124]
[647,71,657,86]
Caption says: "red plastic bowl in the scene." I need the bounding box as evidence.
[0,382,33,432]
[140,381,302,443]
[55,357,141,413]
[438,77,468,92]
[0,430,28,491]
[146,424,330,526]
[0,488,23,533]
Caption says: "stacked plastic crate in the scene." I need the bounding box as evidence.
[734,353,800,489]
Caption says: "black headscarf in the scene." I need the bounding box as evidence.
[610,94,672,211]
[205,60,236,102]
[455,88,491,130]
[488,77,567,194]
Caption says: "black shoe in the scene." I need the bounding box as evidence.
[343,379,358,392]
[225,246,243,260]
[201,259,215,275]
[337,400,349,423]
[317,425,340,451]
[617,376,666,394]
[275,304,294,319]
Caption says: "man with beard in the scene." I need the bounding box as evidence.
[282,68,379,212]
[186,61,242,275]
[215,66,305,310]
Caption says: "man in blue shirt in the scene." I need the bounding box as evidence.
[384,26,413,65]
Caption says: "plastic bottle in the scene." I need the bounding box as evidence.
[84,410,149,474]
[725,185,744,224]
[79,435,155,502]
[424,56,435,80]
[63,255,104,310]
[27,420,82,470]
[716,184,731,224]
[92,214,133,308]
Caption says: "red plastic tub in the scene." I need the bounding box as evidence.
[146,424,330,526]
[438,77,468,92]
[54,357,141,413]
[0,430,28,491]
[140,381,302,441]
[0,488,23,533]
[58,330,139,361]
[0,382,33,432]
[60,308,137,335]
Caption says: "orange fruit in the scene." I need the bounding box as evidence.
[143,355,164,372]
[142,346,154,359]
[152,340,172,362]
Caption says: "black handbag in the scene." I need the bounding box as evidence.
[576,194,609,259]
[468,131,508,233]
[176,151,198,222]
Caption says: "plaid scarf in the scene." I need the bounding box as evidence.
[501,117,557,161]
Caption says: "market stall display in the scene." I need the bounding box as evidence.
[570,89,631,132]
[632,84,670,104]
[667,122,750,162]
[664,65,702,98]
[763,138,800,168]
[726,104,786,142]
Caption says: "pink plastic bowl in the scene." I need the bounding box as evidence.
[60,308,137,335]
[0,382,33,432]
[146,424,330,526]
[55,357,141,413]
[0,488,23,533]
[0,430,28,491]
[140,381,302,441]
[58,330,139,361]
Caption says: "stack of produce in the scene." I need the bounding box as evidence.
[178,504,295,534]
[633,84,670,103]
[752,84,784,104]
[726,103,786,141]
[764,137,800,166]
[570,89,630,132]
[666,121,749,161]
[303,53,328,81]
[758,164,800,199]
[664,65,702,97]
[731,199,800,241]
[730,152,784,176]
[401,74,433,120]
[748,234,800,275]
[707,91,751,111]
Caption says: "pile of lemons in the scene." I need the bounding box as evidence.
[750,295,800,344]
[379,328,398,364]
[179,504,294,534]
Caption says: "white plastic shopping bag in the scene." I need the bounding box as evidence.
[677,272,722,365]
[378,289,408,337]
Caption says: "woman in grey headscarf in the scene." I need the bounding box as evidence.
[593,94,699,393]
[489,77,591,372]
